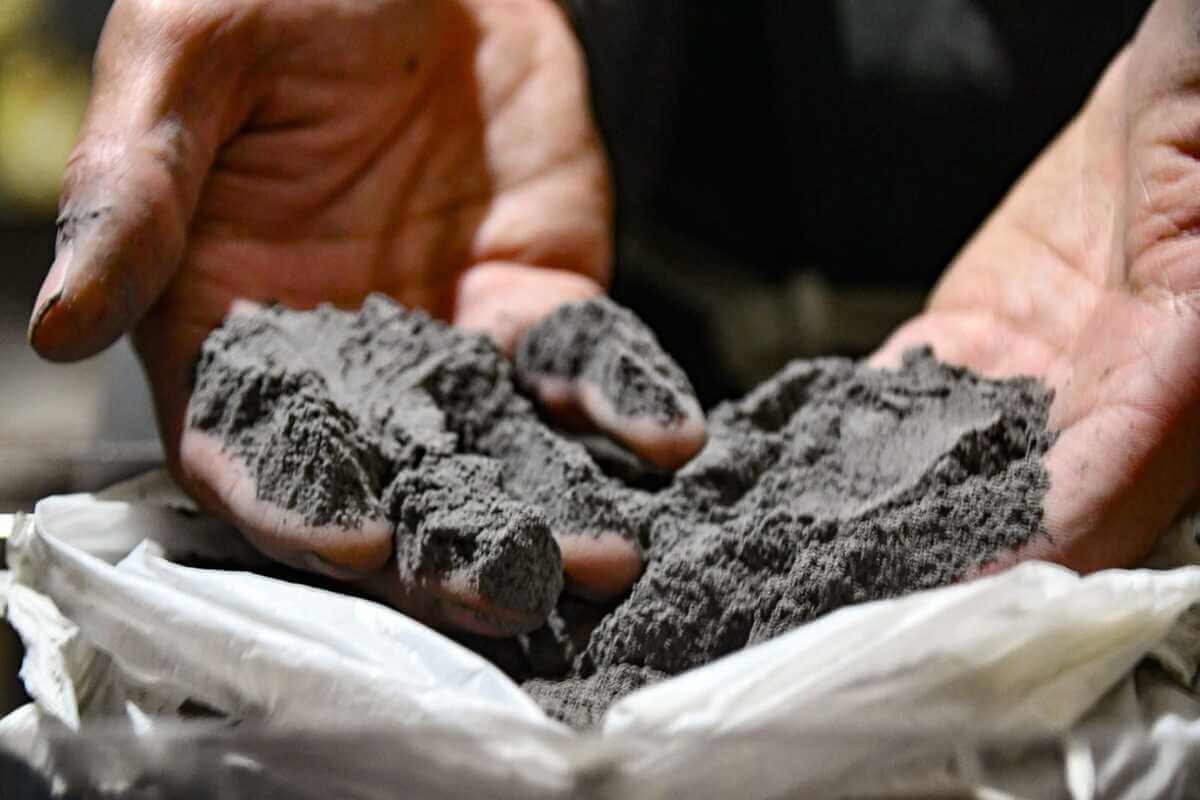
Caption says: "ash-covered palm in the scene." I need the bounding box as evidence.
[876,0,1200,572]
[29,0,703,630]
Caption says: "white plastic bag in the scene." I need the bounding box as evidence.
[4,471,1200,798]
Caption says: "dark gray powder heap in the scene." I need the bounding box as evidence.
[523,349,1055,727]
[516,298,699,427]
[187,295,690,629]
[188,295,1055,729]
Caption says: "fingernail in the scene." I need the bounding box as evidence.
[229,298,268,318]
[28,250,71,346]
[303,552,369,581]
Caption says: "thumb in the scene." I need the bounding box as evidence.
[28,0,253,361]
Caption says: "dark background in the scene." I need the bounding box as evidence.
[0,0,1154,511]
[570,1,1153,398]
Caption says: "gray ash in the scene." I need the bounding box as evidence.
[188,296,1054,728]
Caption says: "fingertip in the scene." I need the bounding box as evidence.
[578,382,707,470]
[635,399,708,471]
[27,256,129,362]
[557,532,643,601]
[27,291,65,359]
[28,202,170,363]
[28,299,129,363]
[428,575,551,636]
[179,430,394,575]
[530,376,593,431]
[353,573,548,637]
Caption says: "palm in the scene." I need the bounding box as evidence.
[878,2,1200,571]
[178,1,605,308]
[112,0,610,449]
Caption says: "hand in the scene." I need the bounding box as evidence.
[875,0,1200,573]
[28,0,704,625]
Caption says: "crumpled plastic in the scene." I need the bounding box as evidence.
[3,470,1200,798]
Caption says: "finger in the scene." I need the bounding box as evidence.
[28,0,255,362]
[515,296,707,470]
[352,572,546,639]
[575,381,706,471]
[181,430,394,577]
[360,531,640,633]
[177,302,396,577]
[453,260,605,355]
[556,532,642,602]
[387,457,565,637]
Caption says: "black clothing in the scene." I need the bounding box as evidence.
[561,1,1151,402]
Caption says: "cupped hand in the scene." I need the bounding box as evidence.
[876,0,1200,573]
[28,0,705,629]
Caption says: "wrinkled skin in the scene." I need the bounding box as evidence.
[28,0,1200,628]
[875,0,1200,572]
[27,0,703,631]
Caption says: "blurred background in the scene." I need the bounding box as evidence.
[0,0,1153,511]
[1,0,160,514]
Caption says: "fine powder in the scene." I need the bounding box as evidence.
[187,295,1055,728]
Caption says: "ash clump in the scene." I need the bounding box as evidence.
[188,295,1055,728]
[516,298,699,427]
[188,296,694,629]
[520,351,1055,728]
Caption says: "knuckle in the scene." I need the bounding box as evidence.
[105,0,256,67]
